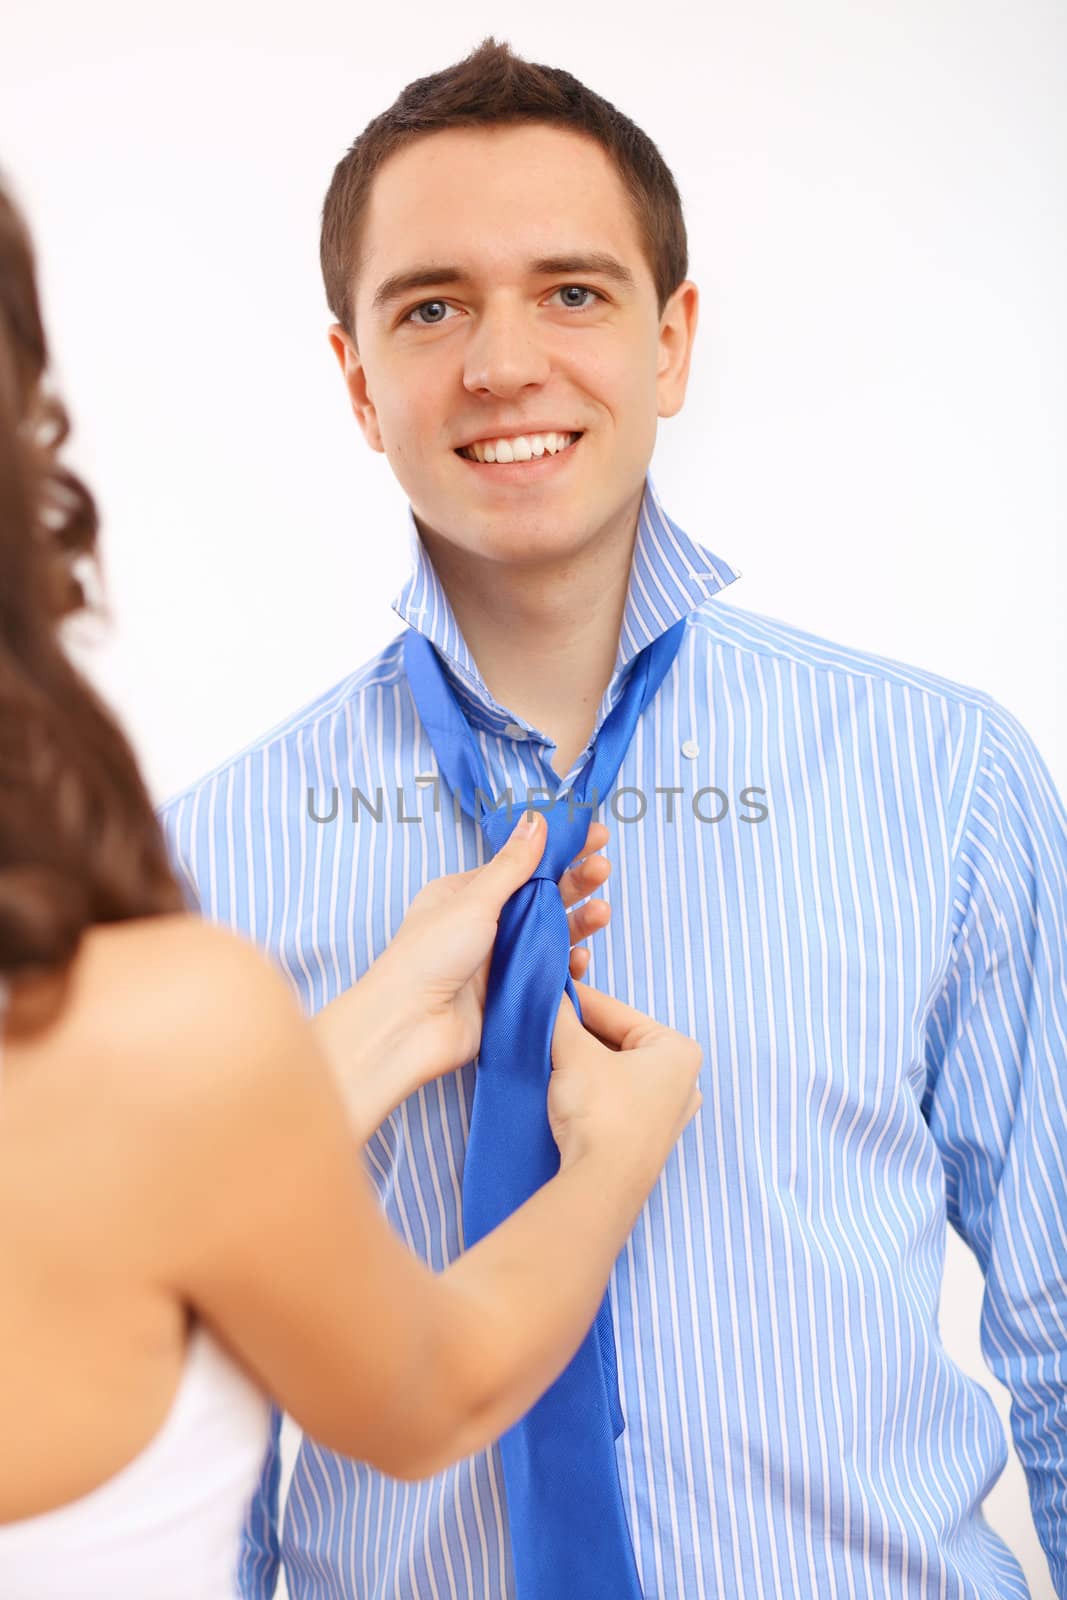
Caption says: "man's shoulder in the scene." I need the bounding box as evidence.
[689,596,995,717]
[157,630,409,825]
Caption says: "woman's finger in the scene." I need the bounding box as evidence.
[576,819,609,859]
[566,898,610,946]
[559,849,611,910]
[568,945,591,981]
[569,979,661,1051]
[558,818,609,907]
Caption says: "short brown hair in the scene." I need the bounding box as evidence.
[320,36,688,342]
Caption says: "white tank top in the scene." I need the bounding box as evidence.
[0,975,274,1599]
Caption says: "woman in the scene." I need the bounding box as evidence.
[0,178,703,1595]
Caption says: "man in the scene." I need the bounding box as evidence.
[159,35,1067,1600]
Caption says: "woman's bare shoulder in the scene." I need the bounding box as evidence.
[1,918,323,1317]
[79,915,301,1069]
[6,915,301,1100]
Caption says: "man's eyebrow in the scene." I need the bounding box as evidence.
[370,253,637,316]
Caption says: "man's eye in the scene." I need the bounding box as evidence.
[404,286,603,326]
[551,285,603,309]
[405,300,457,327]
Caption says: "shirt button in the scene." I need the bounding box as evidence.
[681,739,700,759]
[504,723,528,741]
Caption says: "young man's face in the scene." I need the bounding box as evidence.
[331,121,697,568]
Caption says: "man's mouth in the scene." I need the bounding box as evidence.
[455,430,583,465]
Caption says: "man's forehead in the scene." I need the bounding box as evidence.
[361,123,635,243]
[356,128,651,316]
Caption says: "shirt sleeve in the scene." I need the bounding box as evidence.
[236,1407,284,1599]
[922,699,1067,1597]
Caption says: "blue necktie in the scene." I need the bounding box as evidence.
[403,617,688,1600]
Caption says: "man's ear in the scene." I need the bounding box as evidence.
[327,323,385,452]
[655,280,699,421]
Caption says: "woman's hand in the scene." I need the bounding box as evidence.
[548,981,703,1188]
[315,812,614,1134]
[369,811,613,1083]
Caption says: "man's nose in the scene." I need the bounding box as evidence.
[462,303,552,395]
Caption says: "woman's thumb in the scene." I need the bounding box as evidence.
[472,809,547,912]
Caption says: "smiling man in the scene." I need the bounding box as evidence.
[324,112,695,781]
[159,35,1067,1600]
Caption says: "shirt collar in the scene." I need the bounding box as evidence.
[390,469,740,732]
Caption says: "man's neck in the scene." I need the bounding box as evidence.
[416,489,642,778]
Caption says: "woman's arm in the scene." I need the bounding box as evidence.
[132,916,699,1480]
[308,967,421,1138]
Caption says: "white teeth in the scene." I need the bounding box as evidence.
[461,430,579,463]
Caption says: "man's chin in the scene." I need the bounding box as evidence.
[422,495,600,569]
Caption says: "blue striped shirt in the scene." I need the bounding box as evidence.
[157,472,1067,1599]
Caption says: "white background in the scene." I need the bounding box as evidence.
[2,2,1064,1593]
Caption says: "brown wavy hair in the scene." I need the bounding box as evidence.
[0,176,185,983]
[320,35,689,344]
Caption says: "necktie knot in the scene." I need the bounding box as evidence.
[480,800,589,879]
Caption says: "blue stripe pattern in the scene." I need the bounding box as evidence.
[157,472,1067,1599]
